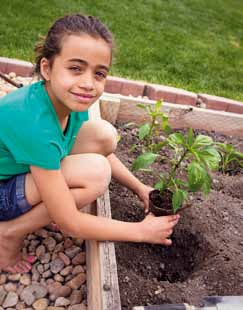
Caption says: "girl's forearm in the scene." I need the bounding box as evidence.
[107,153,142,193]
[73,212,143,242]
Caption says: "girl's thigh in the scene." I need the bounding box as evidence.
[25,153,111,207]
[70,119,117,155]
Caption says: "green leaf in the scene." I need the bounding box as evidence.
[154,180,164,191]
[167,132,185,147]
[174,178,188,188]
[188,161,207,192]
[187,128,194,146]
[155,100,162,112]
[192,135,213,149]
[138,123,150,140]
[132,152,159,171]
[201,171,211,195]
[172,189,188,213]
[197,147,221,170]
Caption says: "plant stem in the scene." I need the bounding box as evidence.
[167,149,188,184]
[147,116,156,150]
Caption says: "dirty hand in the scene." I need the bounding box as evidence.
[139,213,180,245]
[135,183,154,213]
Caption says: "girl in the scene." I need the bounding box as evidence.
[0,14,179,273]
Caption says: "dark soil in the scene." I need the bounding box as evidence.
[110,124,243,309]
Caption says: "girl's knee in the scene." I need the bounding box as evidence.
[89,119,118,155]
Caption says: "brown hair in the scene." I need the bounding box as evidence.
[34,14,114,77]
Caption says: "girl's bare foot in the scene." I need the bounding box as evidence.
[0,223,35,273]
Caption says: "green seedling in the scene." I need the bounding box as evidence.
[216,142,243,174]
[132,101,221,213]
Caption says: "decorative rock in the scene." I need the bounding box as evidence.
[36,245,46,258]
[63,239,73,249]
[68,304,87,310]
[4,283,17,292]
[0,286,7,305]
[39,253,51,264]
[72,252,86,265]
[44,263,50,271]
[2,292,18,308]
[20,274,31,286]
[44,237,57,251]
[54,297,70,307]
[20,284,47,306]
[16,285,24,296]
[48,282,71,301]
[0,274,7,285]
[60,266,72,276]
[58,252,71,266]
[35,229,49,238]
[74,239,84,247]
[32,298,49,310]
[54,243,64,253]
[66,273,86,289]
[50,258,65,274]
[7,274,21,282]
[54,233,63,242]
[54,274,64,282]
[72,265,85,275]
[16,302,26,310]
[69,290,82,305]
[47,307,66,310]
[43,270,52,278]
[65,246,80,259]
[37,264,44,273]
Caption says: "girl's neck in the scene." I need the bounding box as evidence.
[44,82,71,128]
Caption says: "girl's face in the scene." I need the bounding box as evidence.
[41,34,111,115]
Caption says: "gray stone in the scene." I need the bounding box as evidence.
[50,258,65,274]
[54,297,70,307]
[0,286,7,305]
[20,274,31,286]
[2,292,18,308]
[65,246,80,259]
[44,237,57,251]
[4,283,17,292]
[36,245,46,258]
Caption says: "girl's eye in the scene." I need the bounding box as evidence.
[69,66,82,72]
[96,71,107,79]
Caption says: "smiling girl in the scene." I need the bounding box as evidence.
[0,14,179,273]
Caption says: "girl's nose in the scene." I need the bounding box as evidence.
[78,72,94,90]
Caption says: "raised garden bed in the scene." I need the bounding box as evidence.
[100,96,243,310]
[1,70,243,310]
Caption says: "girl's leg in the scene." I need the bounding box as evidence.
[0,120,117,273]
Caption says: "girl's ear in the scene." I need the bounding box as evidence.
[40,58,51,81]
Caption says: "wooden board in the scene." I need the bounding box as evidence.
[85,101,121,310]
[100,95,243,138]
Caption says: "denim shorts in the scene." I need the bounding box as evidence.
[0,174,32,221]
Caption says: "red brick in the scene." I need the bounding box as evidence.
[0,57,34,76]
[198,94,243,113]
[145,84,177,102]
[105,76,123,94]
[145,84,197,105]
[105,76,145,97]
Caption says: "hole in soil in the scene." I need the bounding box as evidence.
[116,229,211,284]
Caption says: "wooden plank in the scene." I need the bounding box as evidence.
[84,203,102,310]
[85,100,121,310]
[100,95,243,138]
[97,191,121,310]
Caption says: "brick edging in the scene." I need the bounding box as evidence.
[1,56,243,114]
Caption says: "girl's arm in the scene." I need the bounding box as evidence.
[30,166,178,245]
[107,153,152,211]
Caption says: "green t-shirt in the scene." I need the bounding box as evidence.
[0,81,89,180]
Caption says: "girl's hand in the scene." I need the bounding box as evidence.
[135,183,154,213]
[139,213,180,245]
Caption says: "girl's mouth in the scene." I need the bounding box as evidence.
[71,92,95,103]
